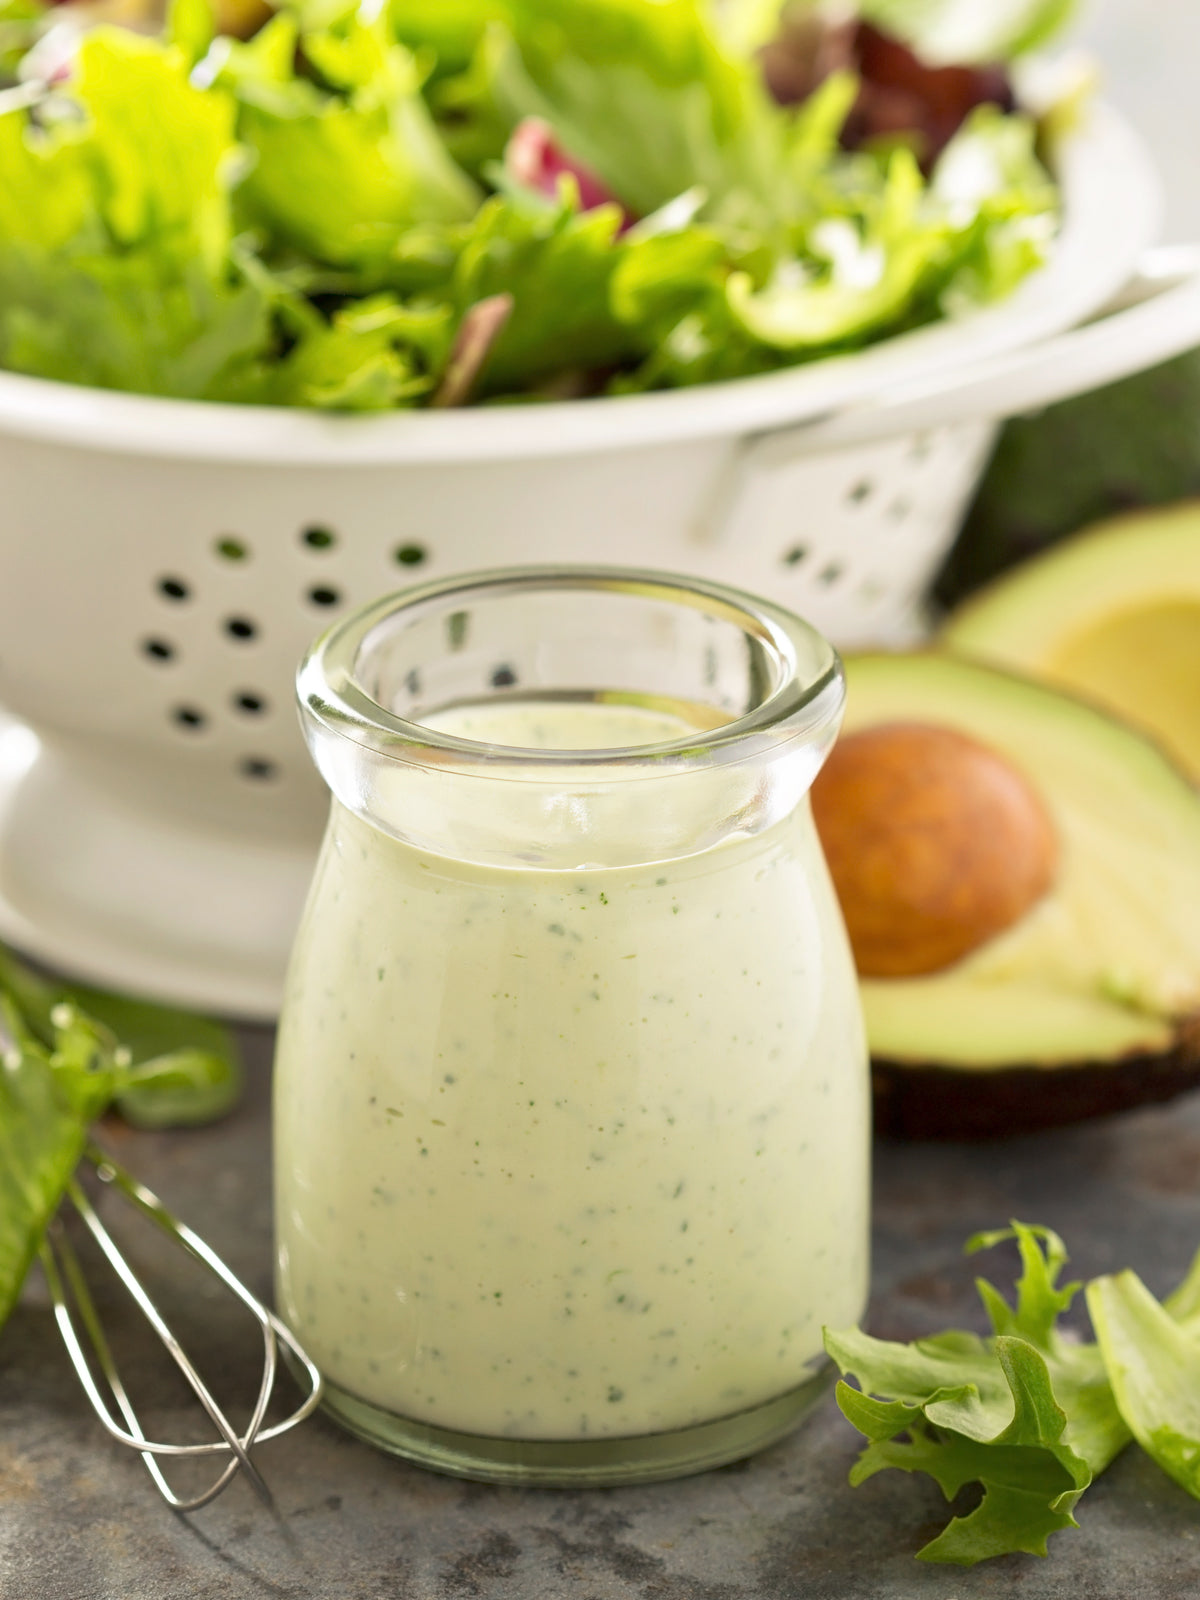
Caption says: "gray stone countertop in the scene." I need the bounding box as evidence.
[5,1028,1200,1600]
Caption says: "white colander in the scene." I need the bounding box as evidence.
[1,101,1198,1018]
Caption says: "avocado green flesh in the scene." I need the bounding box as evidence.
[942,503,1200,781]
[864,976,1174,1069]
[841,653,1200,1070]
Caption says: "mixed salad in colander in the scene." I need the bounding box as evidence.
[0,0,1070,409]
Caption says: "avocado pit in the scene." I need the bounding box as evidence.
[812,721,1058,977]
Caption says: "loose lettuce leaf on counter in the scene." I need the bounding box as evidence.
[0,986,141,1327]
[0,946,242,1130]
[825,1224,1130,1566]
[63,991,241,1130]
[1088,1262,1200,1500]
[0,947,242,1332]
[0,1033,89,1331]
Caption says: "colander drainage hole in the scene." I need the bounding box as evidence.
[782,545,808,567]
[817,564,844,587]
[847,480,873,505]
[215,536,250,563]
[234,691,269,716]
[157,576,191,602]
[302,526,337,551]
[394,543,428,568]
[240,756,278,782]
[142,637,176,662]
[490,664,518,689]
[307,585,341,608]
[225,616,259,642]
[172,706,207,731]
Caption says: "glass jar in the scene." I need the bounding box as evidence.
[274,568,870,1486]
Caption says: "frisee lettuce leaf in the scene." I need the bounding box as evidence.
[827,1222,1200,1567]
[826,1224,1127,1566]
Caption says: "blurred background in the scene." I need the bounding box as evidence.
[1073,0,1200,241]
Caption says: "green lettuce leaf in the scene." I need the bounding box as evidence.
[0,946,242,1129]
[1164,1245,1200,1325]
[0,947,242,1331]
[0,1028,89,1330]
[1088,1266,1200,1500]
[62,990,241,1130]
[0,0,44,82]
[444,0,791,220]
[391,187,758,400]
[0,27,275,397]
[215,6,478,283]
[388,0,513,77]
[264,294,451,409]
[726,104,1056,354]
[439,190,635,396]
[389,0,786,76]
[825,1223,1130,1566]
[858,0,1077,64]
[931,105,1059,310]
[168,0,216,71]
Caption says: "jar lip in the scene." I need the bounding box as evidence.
[297,566,844,776]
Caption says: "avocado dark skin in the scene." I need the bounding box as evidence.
[873,1017,1200,1141]
[937,348,1200,607]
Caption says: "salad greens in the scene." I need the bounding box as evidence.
[0,0,1068,407]
[0,945,240,1332]
[827,1222,1200,1566]
[858,0,1078,65]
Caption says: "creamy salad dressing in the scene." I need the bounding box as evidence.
[275,699,869,1442]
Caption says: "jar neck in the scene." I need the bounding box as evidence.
[298,568,845,871]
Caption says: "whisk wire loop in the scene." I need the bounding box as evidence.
[40,1144,323,1511]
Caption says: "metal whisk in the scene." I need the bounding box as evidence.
[38,1142,323,1512]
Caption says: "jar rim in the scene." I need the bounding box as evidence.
[297,566,844,778]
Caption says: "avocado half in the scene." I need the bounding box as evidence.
[942,501,1200,783]
[831,653,1200,1140]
